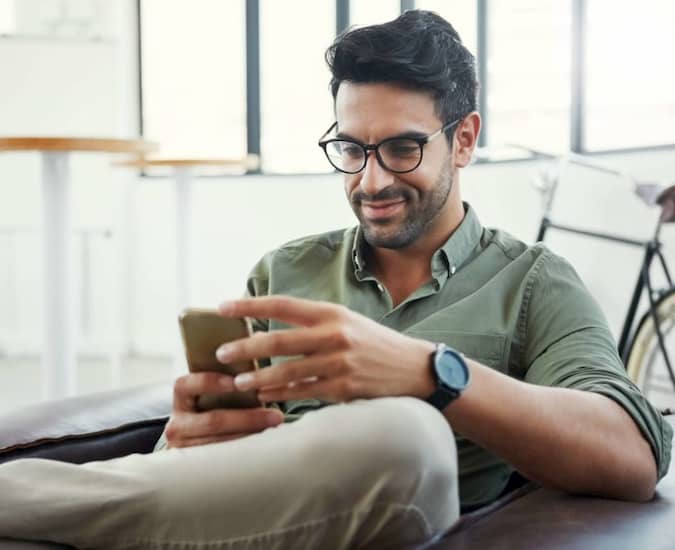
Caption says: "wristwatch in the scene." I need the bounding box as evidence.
[426,343,470,410]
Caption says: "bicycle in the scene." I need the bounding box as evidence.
[529,152,675,413]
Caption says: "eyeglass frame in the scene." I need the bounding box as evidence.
[317,118,461,175]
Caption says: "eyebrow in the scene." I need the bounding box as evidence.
[335,129,430,142]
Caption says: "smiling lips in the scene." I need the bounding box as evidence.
[360,200,406,220]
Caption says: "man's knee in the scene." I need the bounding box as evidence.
[301,397,455,465]
[295,397,459,531]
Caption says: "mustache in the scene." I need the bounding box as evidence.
[351,187,412,204]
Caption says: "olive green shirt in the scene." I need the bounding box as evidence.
[246,203,672,510]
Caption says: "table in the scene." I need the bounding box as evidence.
[116,156,258,309]
[115,156,259,375]
[0,137,158,398]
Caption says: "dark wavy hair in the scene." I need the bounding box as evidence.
[325,10,478,141]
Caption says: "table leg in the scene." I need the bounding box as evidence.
[2,229,18,346]
[113,173,136,385]
[174,166,193,312]
[173,166,193,376]
[41,152,77,398]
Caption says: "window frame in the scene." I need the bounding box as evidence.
[136,0,675,177]
[575,0,675,155]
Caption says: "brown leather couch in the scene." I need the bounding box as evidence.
[0,385,673,549]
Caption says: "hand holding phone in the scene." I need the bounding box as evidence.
[166,372,283,448]
[178,308,263,411]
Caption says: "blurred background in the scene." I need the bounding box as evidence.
[0,0,674,413]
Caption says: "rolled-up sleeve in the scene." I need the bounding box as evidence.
[523,249,673,481]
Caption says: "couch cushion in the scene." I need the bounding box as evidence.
[0,384,172,464]
[435,415,675,549]
[0,541,70,549]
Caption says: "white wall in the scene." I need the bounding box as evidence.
[0,0,674,358]
[125,152,675,354]
[3,153,673,356]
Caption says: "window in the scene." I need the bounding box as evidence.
[486,0,571,154]
[584,0,675,151]
[139,0,247,161]
[349,0,400,27]
[0,0,112,38]
[415,0,476,54]
[0,0,14,34]
[138,0,675,174]
[260,0,335,173]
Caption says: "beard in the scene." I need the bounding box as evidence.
[349,166,454,249]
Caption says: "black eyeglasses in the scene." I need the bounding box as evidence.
[317,119,460,174]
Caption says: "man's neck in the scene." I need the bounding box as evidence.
[367,199,466,305]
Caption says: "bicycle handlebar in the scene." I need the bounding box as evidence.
[507,144,671,209]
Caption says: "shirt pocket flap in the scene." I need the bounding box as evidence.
[404,329,506,370]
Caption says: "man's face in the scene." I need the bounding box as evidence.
[335,82,455,249]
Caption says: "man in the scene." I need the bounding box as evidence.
[0,10,671,550]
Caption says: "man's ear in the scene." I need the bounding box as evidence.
[452,111,481,168]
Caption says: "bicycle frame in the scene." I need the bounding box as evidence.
[538,218,669,339]
[534,170,675,391]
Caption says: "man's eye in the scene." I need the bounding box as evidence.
[384,141,419,157]
[340,143,363,158]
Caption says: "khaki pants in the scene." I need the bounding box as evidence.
[0,397,459,549]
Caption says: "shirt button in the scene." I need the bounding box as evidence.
[450,265,457,275]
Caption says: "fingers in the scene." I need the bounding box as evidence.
[232,352,343,392]
[226,354,353,403]
[169,373,285,448]
[218,295,347,328]
[165,407,284,448]
[216,324,347,366]
[258,377,347,404]
[173,372,235,412]
[167,433,249,449]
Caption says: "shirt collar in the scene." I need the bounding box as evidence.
[435,202,483,278]
[351,225,369,279]
[351,202,483,281]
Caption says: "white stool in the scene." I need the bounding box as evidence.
[0,137,158,398]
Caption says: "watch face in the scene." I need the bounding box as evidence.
[437,349,469,390]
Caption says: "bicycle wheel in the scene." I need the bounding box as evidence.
[625,288,675,409]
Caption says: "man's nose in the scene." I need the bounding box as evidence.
[358,151,394,196]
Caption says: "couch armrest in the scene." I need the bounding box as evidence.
[0,383,172,465]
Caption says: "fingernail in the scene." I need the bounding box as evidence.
[234,372,255,390]
[266,410,283,425]
[218,301,233,314]
[216,345,232,362]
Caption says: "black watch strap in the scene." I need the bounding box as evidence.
[426,385,460,410]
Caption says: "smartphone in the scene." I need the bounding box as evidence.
[178,308,263,411]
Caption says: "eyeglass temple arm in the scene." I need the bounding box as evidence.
[425,119,461,143]
[318,122,338,144]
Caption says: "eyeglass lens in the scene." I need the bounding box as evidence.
[325,138,422,173]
